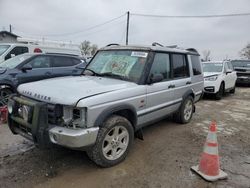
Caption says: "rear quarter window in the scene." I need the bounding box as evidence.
[190,55,202,75]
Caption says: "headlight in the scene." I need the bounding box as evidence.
[7,99,15,114]
[205,75,218,81]
[63,107,87,128]
[18,105,32,122]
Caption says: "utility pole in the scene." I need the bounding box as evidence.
[9,24,12,33]
[126,11,130,45]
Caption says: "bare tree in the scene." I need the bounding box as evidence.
[90,44,98,56]
[80,40,91,56]
[202,50,211,61]
[240,43,250,59]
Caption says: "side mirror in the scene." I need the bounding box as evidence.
[149,74,164,84]
[10,54,15,58]
[21,64,32,72]
[226,70,232,75]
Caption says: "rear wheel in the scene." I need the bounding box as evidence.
[215,83,224,100]
[0,88,13,106]
[87,115,134,167]
[174,96,194,124]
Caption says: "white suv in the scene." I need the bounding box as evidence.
[202,61,237,100]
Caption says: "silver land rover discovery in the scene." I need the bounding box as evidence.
[7,43,204,167]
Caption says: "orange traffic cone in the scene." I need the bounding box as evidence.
[191,121,228,181]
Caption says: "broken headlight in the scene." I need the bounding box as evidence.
[63,107,87,128]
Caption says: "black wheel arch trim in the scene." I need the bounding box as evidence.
[94,103,138,128]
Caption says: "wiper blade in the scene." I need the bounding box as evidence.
[83,68,101,76]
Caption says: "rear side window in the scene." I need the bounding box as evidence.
[5,46,28,60]
[150,53,171,81]
[190,55,202,75]
[172,54,189,78]
[52,56,79,67]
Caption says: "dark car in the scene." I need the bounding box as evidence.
[0,53,86,105]
[231,60,250,85]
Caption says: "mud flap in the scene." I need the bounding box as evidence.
[135,128,144,140]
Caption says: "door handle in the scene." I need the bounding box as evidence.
[186,81,192,85]
[168,84,175,89]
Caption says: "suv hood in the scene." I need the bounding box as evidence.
[17,76,136,105]
[203,72,220,77]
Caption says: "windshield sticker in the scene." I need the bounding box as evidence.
[131,51,148,58]
[101,55,137,76]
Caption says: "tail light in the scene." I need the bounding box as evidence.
[34,48,42,53]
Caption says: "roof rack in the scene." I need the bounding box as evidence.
[152,42,164,47]
[106,43,120,47]
[166,45,178,48]
[186,48,198,53]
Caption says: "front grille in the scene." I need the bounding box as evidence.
[237,72,250,77]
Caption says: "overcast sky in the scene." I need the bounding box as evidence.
[0,0,250,59]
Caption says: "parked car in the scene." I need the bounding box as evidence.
[0,39,81,63]
[202,61,237,100]
[0,53,86,105]
[231,59,250,85]
[7,44,203,167]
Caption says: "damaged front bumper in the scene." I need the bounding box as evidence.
[7,95,99,149]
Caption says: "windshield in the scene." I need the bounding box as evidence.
[0,53,33,69]
[231,60,250,68]
[0,45,10,56]
[202,63,223,72]
[86,50,148,83]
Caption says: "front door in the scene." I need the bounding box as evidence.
[139,52,177,126]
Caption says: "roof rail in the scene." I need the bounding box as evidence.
[166,45,178,48]
[186,48,198,53]
[106,43,120,47]
[152,42,164,47]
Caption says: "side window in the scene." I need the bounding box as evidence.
[52,56,75,67]
[72,58,81,66]
[5,46,28,60]
[190,55,202,75]
[227,62,233,71]
[172,54,189,78]
[26,56,51,68]
[150,53,171,81]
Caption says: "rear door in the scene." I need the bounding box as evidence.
[51,56,82,77]
[224,62,234,89]
[141,52,178,125]
[171,53,191,100]
[17,55,53,84]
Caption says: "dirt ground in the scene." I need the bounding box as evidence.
[0,87,250,188]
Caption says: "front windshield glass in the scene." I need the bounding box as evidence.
[86,50,149,83]
[0,45,10,56]
[0,53,33,69]
[231,60,250,68]
[202,63,223,72]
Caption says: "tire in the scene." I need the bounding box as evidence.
[215,83,224,100]
[87,115,134,167]
[0,88,13,106]
[174,96,194,124]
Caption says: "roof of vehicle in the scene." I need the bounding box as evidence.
[230,59,250,62]
[100,44,200,55]
[15,53,83,59]
[202,60,228,64]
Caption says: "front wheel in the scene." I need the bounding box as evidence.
[174,96,194,124]
[87,115,134,167]
[229,85,236,94]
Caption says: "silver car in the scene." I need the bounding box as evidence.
[7,44,204,167]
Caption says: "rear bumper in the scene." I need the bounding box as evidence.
[8,95,99,149]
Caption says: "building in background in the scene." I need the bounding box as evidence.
[0,31,19,43]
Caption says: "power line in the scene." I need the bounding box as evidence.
[131,12,250,18]
[15,13,126,37]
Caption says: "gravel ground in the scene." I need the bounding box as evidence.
[0,87,250,188]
